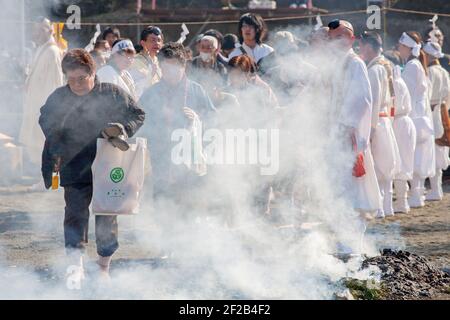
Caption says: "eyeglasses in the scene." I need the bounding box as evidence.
[66,74,91,85]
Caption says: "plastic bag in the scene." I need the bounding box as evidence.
[91,137,147,215]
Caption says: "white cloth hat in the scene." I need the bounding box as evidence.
[423,41,445,59]
[399,32,421,57]
[111,39,135,55]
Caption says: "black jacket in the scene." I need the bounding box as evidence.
[39,79,145,188]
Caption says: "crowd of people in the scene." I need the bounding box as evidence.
[16,13,449,284]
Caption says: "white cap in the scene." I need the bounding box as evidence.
[111,39,135,55]
[423,41,445,59]
[399,32,421,57]
[201,35,218,50]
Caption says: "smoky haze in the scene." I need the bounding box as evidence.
[0,1,399,299]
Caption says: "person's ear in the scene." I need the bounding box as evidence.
[349,35,355,45]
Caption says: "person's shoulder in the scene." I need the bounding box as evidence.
[348,53,367,73]
[46,85,69,101]
[260,43,274,54]
[140,81,163,102]
[47,43,62,56]
[97,65,115,75]
[405,58,421,71]
[368,62,386,76]
[228,48,241,60]
[131,54,149,69]
[435,64,448,75]
[97,81,131,99]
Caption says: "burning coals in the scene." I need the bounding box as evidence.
[343,249,450,300]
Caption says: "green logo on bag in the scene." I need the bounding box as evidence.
[110,167,124,183]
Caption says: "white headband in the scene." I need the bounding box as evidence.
[399,32,421,57]
[201,35,218,50]
[423,41,444,59]
[111,39,135,55]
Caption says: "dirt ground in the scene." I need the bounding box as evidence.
[0,179,448,299]
[366,179,450,271]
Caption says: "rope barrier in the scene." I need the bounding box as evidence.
[0,7,448,26]
[386,7,450,18]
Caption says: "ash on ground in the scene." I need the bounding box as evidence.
[346,249,450,300]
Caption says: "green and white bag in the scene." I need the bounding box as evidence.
[91,137,147,215]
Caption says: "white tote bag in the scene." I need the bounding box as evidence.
[91,137,147,215]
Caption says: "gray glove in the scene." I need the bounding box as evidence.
[102,123,128,139]
[102,123,129,151]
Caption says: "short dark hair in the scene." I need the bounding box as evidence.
[222,33,239,50]
[140,26,163,42]
[134,44,144,54]
[62,49,96,75]
[360,31,383,51]
[158,42,186,65]
[238,13,267,45]
[204,29,224,47]
[102,27,121,40]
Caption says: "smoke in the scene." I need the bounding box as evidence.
[0,1,396,300]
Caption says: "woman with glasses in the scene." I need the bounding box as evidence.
[39,49,145,285]
[97,38,137,99]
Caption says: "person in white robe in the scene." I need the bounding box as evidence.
[424,41,450,200]
[328,20,382,215]
[19,18,64,171]
[398,32,436,208]
[97,39,137,99]
[228,13,274,65]
[359,32,401,218]
[382,52,417,214]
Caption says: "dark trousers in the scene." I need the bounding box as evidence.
[64,183,119,257]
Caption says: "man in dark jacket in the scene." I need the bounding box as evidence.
[39,49,145,283]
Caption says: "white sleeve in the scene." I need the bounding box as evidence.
[338,59,373,130]
[368,66,382,128]
[401,62,419,102]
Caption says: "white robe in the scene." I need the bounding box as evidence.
[228,43,274,64]
[330,49,382,212]
[402,59,436,178]
[367,56,401,182]
[392,66,416,181]
[428,63,450,170]
[19,37,64,165]
[97,64,136,99]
